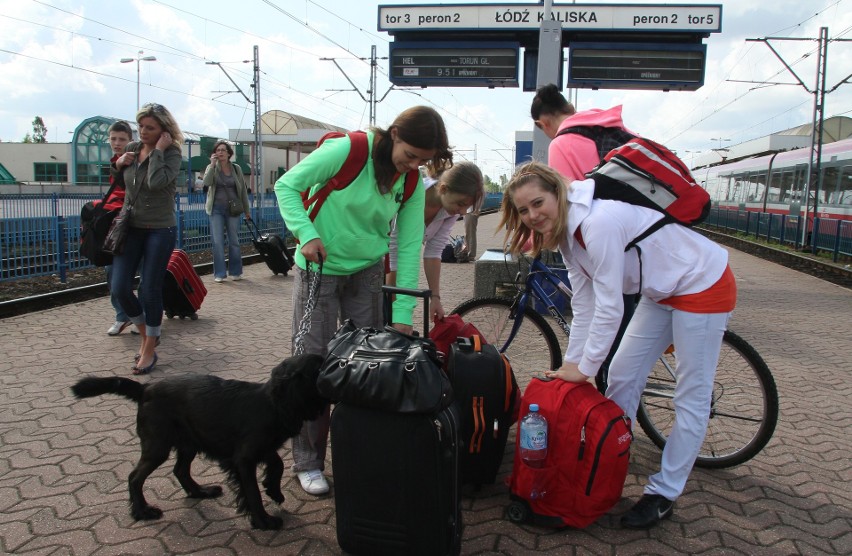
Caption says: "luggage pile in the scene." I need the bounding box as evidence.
[322,296,631,554]
[322,288,521,556]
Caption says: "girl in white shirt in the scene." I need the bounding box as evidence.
[500,161,737,529]
[388,161,484,320]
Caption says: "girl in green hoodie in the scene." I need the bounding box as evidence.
[275,106,452,495]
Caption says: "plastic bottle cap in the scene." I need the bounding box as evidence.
[529,403,539,412]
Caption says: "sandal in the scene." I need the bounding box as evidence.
[132,352,158,375]
[134,337,161,362]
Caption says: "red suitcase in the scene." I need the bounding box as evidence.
[163,249,207,320]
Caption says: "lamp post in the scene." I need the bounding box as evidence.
[710,138,731,161]
[120,50,157,111]
[683,150,701,170]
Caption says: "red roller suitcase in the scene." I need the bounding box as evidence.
[163,249,206,320]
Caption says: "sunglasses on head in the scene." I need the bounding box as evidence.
[142,103,167,113]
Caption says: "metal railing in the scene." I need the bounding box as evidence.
[704,208,852,262]
[4,197,849,284]
[0,193,290,283]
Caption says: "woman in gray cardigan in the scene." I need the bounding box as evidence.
[111,103,183,374]
[204,140,251,282]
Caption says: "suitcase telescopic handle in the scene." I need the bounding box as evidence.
[381,285,431,337]
[244,217,261,241]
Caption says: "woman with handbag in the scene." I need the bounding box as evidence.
[275,106,453,495]
[204,140,251,282]
[110,103,183,375]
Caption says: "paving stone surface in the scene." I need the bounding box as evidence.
[1,213,850,555]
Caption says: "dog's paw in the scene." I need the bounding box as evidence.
[250,513,284,530]
[188,485,223,499]
[265,487,285,504]
[131,505,164,521]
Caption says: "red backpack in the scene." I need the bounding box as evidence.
[509,378,632,528]
[590,137,711,249]
[301,130,420,221]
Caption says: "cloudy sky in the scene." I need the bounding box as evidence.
[1,0,849,181]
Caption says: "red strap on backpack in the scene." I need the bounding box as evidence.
[302,131,419,221]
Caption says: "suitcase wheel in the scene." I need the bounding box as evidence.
[506,500,531,524]
[190,313,198,321]
[165,310,174,319]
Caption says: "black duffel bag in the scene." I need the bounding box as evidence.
[79,200,119,266]
[318,319,452,414]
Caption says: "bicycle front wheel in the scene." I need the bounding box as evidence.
[636,330,779,469]
[451,296,562,387]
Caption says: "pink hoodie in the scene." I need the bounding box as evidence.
[549,105,634,181]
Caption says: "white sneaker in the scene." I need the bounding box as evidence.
[231,275,242,281]
[297,470,329,495]
[130,324,141,335]
[107,320,131,336]
[214,277,225,283]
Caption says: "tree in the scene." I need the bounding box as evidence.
[483,174,503,193]
[31,116,48,143]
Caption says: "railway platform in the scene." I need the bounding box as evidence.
[1,213,850,555]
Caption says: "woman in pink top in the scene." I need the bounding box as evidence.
[530,83,634,180]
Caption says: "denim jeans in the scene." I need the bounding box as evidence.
[210,205,243,279]
[111,226,176,337]
[105,264,128,322]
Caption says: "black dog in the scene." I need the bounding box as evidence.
[71,353,327,530]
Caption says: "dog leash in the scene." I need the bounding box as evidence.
[293,254,323,356]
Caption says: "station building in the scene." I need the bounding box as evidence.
[0,110,345,195]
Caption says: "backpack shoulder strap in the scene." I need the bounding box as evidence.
[400,170,420,207]
[557,125,637,165]
[303,131,369,220]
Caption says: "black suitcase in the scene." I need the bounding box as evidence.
[331,403,462,556]
[245,218,294,275]
[330,287,463,556]
[447,336,520,487]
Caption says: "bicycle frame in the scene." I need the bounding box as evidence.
[500,256,573,354]
[455,253,778,468]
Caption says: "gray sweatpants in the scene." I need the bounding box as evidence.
[290,261,384,472]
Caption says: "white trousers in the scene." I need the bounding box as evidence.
[605,297,731,501]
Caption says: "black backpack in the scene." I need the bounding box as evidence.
[79,182,121,267]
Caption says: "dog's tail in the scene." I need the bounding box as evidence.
[71,376,144,403]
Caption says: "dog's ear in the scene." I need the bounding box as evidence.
[270,354,327,423]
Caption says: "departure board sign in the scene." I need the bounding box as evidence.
[378,4,722,34]
[567,42,706,91]
[389,41,520,87]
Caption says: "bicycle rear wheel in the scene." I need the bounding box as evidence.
[636,330,779,469]
[451,296,562,387]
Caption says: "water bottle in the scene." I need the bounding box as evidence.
[519,404,548,468]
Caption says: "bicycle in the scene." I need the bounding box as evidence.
[451,253,779,469]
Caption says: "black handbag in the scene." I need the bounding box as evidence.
[318,320,452,414]
[227,198,243,216]
[102,202,132,255]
